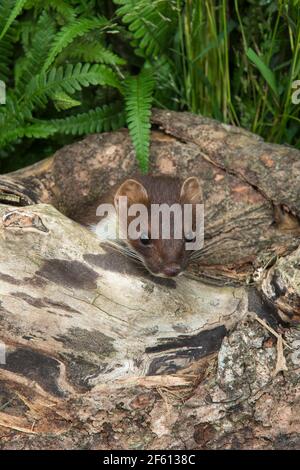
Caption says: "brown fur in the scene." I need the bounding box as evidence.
[79,174,203,278]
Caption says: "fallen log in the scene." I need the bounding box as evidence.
[0,110,300,449]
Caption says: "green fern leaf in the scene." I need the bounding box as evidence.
[0,102,32,151]
[25,0,76,21]
[0,0,17,80]
[115,0,177,58]
[0,93,27,127]
[0,0,16,32]
[1,101,125,144]
[23,63,122,110]
[15,12,56,94]
[124,70,155,173]
[0,120,56,145]
[25,102,125,137]
[42,17,113,72]
[58,41,126,66]
[23,122,57,139]
[49,101,125,134]
[0,0,27,40]
[0,33,14,81]
[0,124,26,147]
[52,91,81,110]
[46,0,76,21]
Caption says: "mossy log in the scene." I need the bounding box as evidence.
[0,110,300,449]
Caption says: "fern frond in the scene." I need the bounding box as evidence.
[0,34,14,82]
[0,92,27,125]
[23,63,122,110]
[0,112,55,144]
[0,95,32,150]
[46,0,76,20]
[22,102,125,137]
[15,12,56,93]
[58,41,126,66]
[25,0,76,22]
[124,70,155,172]
[0,92,18,115]
[0,123,26,147]
[49,101,125,134]
[42,17,113,72]
[0,0,16,32]
[15,18,33,53]
[0,0,17,80]
[23,122,57,139]
[115,0,178,58]
[0,0,27,40]
[0,120,55,146]
[1,102,124,144]
[52,91,81,110]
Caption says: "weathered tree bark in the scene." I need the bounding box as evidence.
[0,109,300,449]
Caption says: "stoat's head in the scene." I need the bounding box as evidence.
[114,176,203,278]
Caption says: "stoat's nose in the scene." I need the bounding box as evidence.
[162,264,181,277]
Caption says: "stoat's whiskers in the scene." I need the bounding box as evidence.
[104,239,152,275]
[189,249,205,260]
[102,239,143,265]
[91,212,145,266]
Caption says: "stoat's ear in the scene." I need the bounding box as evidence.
[180,177,202,204]
[114,179,149,208]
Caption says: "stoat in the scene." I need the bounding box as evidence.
[80,175,204,278]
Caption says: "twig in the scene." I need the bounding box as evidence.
[254,315,292,350]
[273,335,288,376]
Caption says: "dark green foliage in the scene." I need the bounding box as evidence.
[48,101,125,135]
[0,0,157,173]
[114,0,178,57]
[0,0,300,173]
[124,70,154,173]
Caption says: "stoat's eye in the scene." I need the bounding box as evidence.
[140,232,151,246]
[184,231,196,243]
